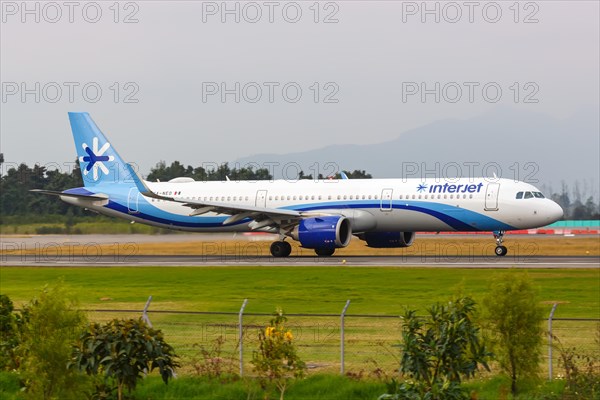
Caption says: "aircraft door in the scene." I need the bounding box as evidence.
[127,188,140,213]
[255,190,267,208]
[380,188,393,211]
[485,183,500,211]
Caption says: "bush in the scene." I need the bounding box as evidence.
[482,273,545,396]
[72,318,180,400]
[251,310,306,400]
[18,284,88,399]
[555,326,600,399]
[380,297,490,400]
[192,335,238,380]
[0,295,19,370]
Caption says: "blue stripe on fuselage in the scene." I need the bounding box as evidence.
[100,197,515,231]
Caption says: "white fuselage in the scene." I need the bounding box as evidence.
[76,177,563,233]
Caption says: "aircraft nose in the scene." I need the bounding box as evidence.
[547,201,564,223]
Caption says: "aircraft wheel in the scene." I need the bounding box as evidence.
[315,248,335,257]
[282,241,292,256]
[495,245,508,257]
[270,241,291,257]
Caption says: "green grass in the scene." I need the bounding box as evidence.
[0,372,20,400]
[1,264,597,398]
[0,267,598,318]
[134,374,386,400]
[2,267,598,376]
[0,371,573,400]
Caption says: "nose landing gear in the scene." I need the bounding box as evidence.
[493,230,508,256]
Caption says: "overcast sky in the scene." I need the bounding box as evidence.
[1,1,598,176]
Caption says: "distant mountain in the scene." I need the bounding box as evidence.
[235,107,599,198]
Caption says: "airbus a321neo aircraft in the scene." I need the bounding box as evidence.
[33,112,564,257]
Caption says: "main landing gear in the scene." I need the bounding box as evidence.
[270,241,292,257]
[269,241,336,257]
[493,230,508,256]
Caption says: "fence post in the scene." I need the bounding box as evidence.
[142,295,153,328]
[239,299,249,377]
[340,300,351,375]
[548,303,558,380]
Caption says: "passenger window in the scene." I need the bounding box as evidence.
[299,195,303,200]
[374,195,378,200]
[399,195,403,200]
[349,195,353,200]
[524,192,533,199]
[368,195,372,200]
[412,194,416,200]
[516,192,523,199]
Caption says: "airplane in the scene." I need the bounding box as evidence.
[32,112,564,257]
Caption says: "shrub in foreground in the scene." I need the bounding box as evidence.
[18,284,88,399]
[252,310,306,400]
[380,297,490,400]
[482,273,544,396]
[72,318,180,400]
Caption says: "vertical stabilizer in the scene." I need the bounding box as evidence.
[68,112,132,188]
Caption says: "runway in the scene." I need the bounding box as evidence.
[1,234,598,267]
[1,254,598,268]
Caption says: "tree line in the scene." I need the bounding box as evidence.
[0,157,598,221]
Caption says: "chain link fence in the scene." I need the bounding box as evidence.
[86,301,599,379]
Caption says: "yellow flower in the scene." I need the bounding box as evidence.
[284,331,293,341]
[265,326,275,337]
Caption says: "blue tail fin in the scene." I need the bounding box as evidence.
[69,112,132,188]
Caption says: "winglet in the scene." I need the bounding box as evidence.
[340,171,349,180]
[126,163,173,201]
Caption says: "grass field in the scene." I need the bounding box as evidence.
[1,265,598,376]
[1,266,598,317]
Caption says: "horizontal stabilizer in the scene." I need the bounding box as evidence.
[29,189,108,201]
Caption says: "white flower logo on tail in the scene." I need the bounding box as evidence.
[79,137,115,181]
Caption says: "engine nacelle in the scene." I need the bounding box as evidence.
[291,216,352,249]
[362,231,415,248]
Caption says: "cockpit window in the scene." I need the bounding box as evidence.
[516,192,523,199]
[524,192,534,199]
[533,192,545,198]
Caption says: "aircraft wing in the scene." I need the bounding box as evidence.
[126,164,335,231]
